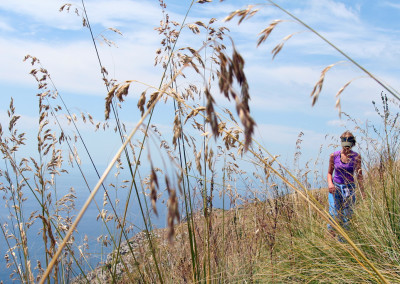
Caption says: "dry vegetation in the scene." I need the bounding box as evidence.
[1,0,400,283]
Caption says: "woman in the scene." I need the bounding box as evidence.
[327,131,365,232]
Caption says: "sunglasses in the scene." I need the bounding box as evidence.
[341,137,355,143]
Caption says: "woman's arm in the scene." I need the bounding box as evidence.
[327,154,335,194]
[356,154,365,199]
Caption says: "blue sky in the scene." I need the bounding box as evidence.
[0,0,399,170]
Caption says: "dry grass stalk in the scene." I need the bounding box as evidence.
[39,61,187,282]
[271,32,303,60]
[105,81,132,119]
[310,61,345,106]
[165,177,180,241]
[216,46,255,150]
[224,5,259,24]
[335,77,364,117]
[149,164,159,216]
[19,223,34,283]
[0,89,82,282]
[257,20,283,47]
[137,90,147,116]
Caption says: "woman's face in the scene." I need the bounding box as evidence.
[341,135,355,153]
[342,145,351,153]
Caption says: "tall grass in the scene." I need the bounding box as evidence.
[1,1,400,283]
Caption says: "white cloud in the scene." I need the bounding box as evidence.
[1,0,397,102]
[0,0,82,30]
[0,0,164,31]
[327,119,345,127]
[255,123,327,149]
[0,110,38,131]
[383,1,400,10]
[253,122,332,164]
[224,0,400,67]
[255,123,304,146]
[0,20,13,32]
[305,0,361,23]
[0,37,103,94]
[0,34,164,97]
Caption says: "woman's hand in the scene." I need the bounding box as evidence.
[328,184,335,194]
[327,154,335,194]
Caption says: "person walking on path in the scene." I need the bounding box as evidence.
[327,131,365,234]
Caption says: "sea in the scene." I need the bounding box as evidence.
[0,171,246,282]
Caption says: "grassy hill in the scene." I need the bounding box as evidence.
[75,172,400,283]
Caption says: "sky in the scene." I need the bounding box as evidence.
[0,0,399,172]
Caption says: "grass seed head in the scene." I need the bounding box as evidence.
[150,165,159,217]
[105,84,118,119]
[257,20,283,47]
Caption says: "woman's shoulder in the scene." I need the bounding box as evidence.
[351,150,361,160]
[329,151,340,162]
